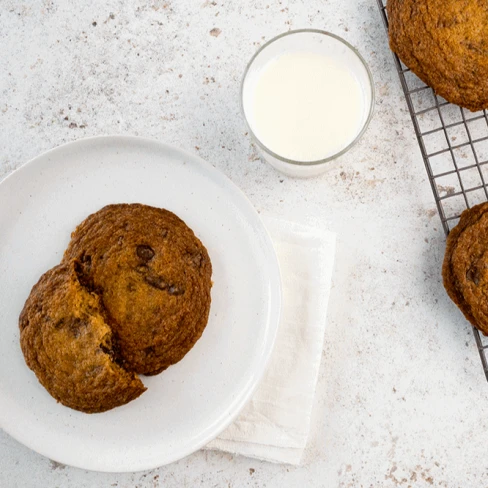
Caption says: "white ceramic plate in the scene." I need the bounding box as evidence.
[0,136,281,472]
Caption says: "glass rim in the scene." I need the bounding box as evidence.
[240,28,375,167]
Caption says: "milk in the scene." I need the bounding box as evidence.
[245,51,365,162]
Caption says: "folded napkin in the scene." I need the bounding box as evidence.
[206,215,336,465]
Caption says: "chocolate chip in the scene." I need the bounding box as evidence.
[144,274,168,290]
[67,317,87,338]
[467,268,480,285]
[144,345,155,355]
[168,284,184,296]
[190,252,203,268]
[54,318,65,329]
[78,254,92,277]
[99,332,113,356]
[137,244,155,261]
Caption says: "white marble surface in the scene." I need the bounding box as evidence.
[0,1,486,487]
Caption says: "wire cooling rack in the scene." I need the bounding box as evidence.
[377,0,488,381]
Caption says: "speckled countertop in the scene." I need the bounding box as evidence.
[1,1,486,487]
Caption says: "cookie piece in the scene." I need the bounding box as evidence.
[388,0,488,111]
[63,204,212,375]
[19,262,146,413]
[442,202,488,334]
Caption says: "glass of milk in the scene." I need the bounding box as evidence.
[241,29,374,178]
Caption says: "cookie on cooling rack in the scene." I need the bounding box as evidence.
[443,202,488,334]
[388,0,488,111]
[19,262,146,413]
[63,203,213,376]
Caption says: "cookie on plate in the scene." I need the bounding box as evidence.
[443,202,488,334]
[19,262,146,413]
[388,0,488,111]
[63,204,213,375]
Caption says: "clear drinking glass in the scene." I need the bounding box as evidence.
[241,29,375,178]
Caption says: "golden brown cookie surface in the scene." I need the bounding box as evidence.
[388,0,488,111]
[442,202,488,334]
[63,204,213,375]
[19,262,146,413]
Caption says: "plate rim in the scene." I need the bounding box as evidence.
[0,135,282,472]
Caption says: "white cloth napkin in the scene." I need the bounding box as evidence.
[206,215,336,465]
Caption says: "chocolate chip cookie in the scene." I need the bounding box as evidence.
[443,202,488,334]
[63,204,212,375]
[19,261,146,413]
[388,0,488,111]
